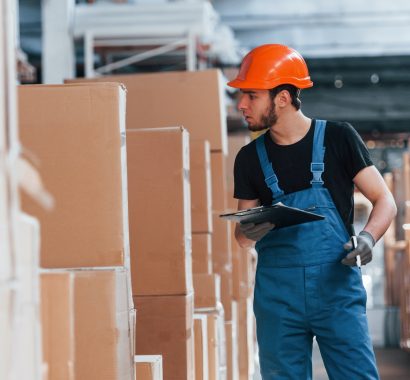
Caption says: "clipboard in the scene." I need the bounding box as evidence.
[219,203,325,229]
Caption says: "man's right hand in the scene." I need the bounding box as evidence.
[239,222,275,242]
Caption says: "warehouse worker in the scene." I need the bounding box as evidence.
[229,44,397,380]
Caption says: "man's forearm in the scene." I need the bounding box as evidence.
[362,192,397,242]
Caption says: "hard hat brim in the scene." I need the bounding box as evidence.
[227,77,313,90]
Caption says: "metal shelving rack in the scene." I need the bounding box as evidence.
[43,1,240,82]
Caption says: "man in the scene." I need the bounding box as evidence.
[229,44,397,379]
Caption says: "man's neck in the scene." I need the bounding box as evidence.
[269,111,311,146]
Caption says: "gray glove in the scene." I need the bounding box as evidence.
[341,231,375,266]
[239,222,275,242]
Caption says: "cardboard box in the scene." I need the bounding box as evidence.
[225,322,234,380]
[19,83,129,268]
[212,212,232,274]
[225,313,239,380]
[41,272,75,380]
[67,69,228,153]
[191,139,212,233]
[211,151,228,212]
[127,127,192,296]
[194,315,209,380]
[193,273,221,310]
[206,309,227,380]
[134,294,194,380]
[237,298,255,379]
[221,271,233,321]
[207,313,220,380]
[74,269,134,380]
[134,355,163,380]
[192,233,212,275]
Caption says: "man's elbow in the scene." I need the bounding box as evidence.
[387,192,397,218]
[391,199,398,219]
[381,193,397,227]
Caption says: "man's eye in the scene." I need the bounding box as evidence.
[249,95,255,100]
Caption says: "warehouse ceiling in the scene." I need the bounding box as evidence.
[298,56,410,134]
[18,0,410,135]
[213,0,410,57]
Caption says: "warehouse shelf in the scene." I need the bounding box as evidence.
[42,1,240,82]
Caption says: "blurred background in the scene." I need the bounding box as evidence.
[2,1,410,379]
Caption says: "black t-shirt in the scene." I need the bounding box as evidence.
[233,119,373,232]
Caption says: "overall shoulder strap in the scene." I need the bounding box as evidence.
[310,119,327,187]
[255,134,284,199]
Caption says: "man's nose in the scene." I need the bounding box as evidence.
[237,95,247,112]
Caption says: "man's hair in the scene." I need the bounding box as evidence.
[269,84,301,110]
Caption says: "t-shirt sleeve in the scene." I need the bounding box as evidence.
[233,146,259,200]
[341,123,373,179]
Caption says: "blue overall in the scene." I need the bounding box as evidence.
[253,120,379,379]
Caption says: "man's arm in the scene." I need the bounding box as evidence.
[353,165,397,242]
[342,165,396,266]
[234,199,259,248]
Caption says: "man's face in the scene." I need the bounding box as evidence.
[237,89,277,131]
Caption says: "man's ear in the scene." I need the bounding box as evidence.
[276,90,291,108]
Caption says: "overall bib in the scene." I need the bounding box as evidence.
[253,120,379,379]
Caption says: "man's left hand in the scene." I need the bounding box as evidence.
[341,231,375,266]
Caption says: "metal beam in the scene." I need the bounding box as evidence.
[42,0,75,83]
[94,37,190,75]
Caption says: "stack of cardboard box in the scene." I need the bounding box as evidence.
[72,69,232,379]
[127,127,194,380]
[19,83,135,380]
[66,69,258,379]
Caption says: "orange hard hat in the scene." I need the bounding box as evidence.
[227,44,313,90]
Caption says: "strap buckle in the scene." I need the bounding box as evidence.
[265,173,284,198]
[311,163,324,173]
[310,162,324,185]
[265,173,279,187]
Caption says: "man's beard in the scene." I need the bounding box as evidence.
[246,103,277,132]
